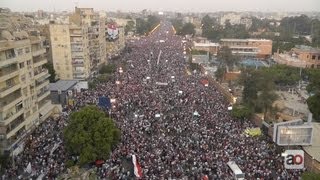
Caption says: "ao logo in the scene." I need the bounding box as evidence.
[283,150,304,169]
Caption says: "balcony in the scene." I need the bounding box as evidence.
[37,89,50,101]
[0,106,24,126]
[33,57,47,67]
[36,79,49,91]
[72,60,85,67]
[0,82,20,98]
[0,66,19,82]
[34,69,48,80]
[0,54,27,67]
[0,94,22,112]
[6,116,25,140]
[32,48,46,57]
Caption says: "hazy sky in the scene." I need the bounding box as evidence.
[1,0,320,12]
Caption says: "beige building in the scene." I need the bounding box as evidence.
[274,45,320,68]
[49,7,106,80]
[193,42,219,55]
[0,30,53,154]
[220,39,273,59]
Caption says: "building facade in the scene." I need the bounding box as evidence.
[273,45,320,68]
[49,7,106,80]
[220,39,272,59]
[0,30,53,154]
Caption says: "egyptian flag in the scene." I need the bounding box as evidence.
[132,155,143,178]
[202,175,209,180]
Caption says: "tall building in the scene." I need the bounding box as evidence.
[0,30,53,154]
[49,7,106,80]
[220,39,272,59]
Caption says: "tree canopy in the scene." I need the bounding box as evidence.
[136,15,160,35]
[306,69,320,121]
[64,106,121,165]
[217,46,240,71]
[240,68,278,120]
[43,62,57,82]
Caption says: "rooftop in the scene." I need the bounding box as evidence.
[293,45,320,54]
[49,80,78,92]
[220,38,272,42]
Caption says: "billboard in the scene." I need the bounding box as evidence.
[283,150,304,169]
[273,119,304,142]
[106,23,119,41]
[277,125,313,146]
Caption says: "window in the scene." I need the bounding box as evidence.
[19,62,25,69]
[21,75,26,83]
[25,47,30,53]
[17,48,23,55]
[27,60,31,65]
[54,37,58,41]
[312,55,316,60]
[6,79,14,87]
[318,56,320,60]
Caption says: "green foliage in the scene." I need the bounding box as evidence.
[201,15,249,40]
[179,23,196,36]
[306,69,320,94]
[240,68,278,120]
[43,63,57,82]
[231,105,253,120]
[64,106,121,165]
[307,93,320,122]
[136,15,160,35]
[124,20,135,35]
[217,46,240,71]
[302,172,320,180]
[99,64,116,74]
[191,49,207,55]
[215,65,226,83]
[265,65,301,86]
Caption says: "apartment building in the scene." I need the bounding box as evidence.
[49,7,106,80]
[220,39,272,59]
[0,30,53,154]
[273,45,320,68]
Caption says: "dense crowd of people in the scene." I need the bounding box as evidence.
[3,22,303,179]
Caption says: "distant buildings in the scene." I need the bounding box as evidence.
[0,29,54,154]
[220,39,273,59]
[49,7,106,80]
[274,45,320,68]
[192,38,273,59]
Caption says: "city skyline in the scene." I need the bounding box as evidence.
[1,0,320,12]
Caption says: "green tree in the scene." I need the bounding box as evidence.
[217,46,238,71]
[124,20,135,35]
[179,23,196,36]
[64,106,121,165]
[306,69,320,121]
[43,62,57,82]
[231,104,253,120]
[215,65,226,83]
[240,68,278,120]
[99,64,116,74]
[302,172,320,180]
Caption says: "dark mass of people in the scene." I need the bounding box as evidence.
[3,22,303,180]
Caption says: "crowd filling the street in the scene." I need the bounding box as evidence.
[3,22,304,179]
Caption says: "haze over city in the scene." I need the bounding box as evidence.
[1,0,320,12]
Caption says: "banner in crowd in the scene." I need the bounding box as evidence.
[98,96,111,109]
[132,155,143,178]
[244,128,262,137]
